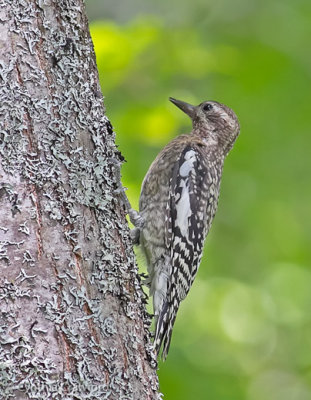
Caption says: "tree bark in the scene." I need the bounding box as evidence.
[0,1,160,399]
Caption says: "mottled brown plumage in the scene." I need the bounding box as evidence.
[133,97,240,360]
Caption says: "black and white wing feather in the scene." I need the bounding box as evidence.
[154,144,219,359]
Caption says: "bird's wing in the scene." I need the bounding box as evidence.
[155,144,217,359]
[167,144,211,296]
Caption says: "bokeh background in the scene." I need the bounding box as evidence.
[85,1,311,398]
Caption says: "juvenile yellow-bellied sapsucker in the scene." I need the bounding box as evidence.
[130,97,240,360]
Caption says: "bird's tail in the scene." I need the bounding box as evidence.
[154,301,178,360]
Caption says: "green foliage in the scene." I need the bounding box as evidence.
[89,1,311,398]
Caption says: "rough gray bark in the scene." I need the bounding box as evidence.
[0,1,160,399]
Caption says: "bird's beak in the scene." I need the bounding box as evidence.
[169,97,196,119]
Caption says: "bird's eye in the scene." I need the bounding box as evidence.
[203,103,213,112]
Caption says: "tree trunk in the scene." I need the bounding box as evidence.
[0,1,160,399]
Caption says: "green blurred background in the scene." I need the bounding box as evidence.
[85,1,311,398]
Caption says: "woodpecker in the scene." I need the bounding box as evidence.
[130,97,240,360]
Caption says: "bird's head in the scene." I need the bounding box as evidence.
[169,97,240,155]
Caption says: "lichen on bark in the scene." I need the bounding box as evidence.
[0,1,160,399]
